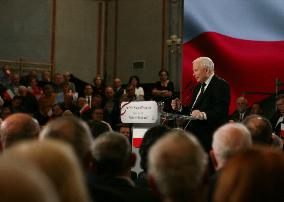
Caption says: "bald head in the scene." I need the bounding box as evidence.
[242,115,272,145]
[0,113,40,148]
[212,123,252,169]
[0,158,59,202]
[148,129,207,202]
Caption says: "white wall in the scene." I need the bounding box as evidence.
[55,0,98,83]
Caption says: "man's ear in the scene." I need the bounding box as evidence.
[209,150,218,170]
[148,174,161,197]
[130,153,137,168]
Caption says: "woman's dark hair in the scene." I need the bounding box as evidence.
[139,125,170,172]
[128,75,141,87]
[159,69,169,77]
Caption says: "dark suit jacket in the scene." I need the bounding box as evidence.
[229,109,250,122]
[270,112,283,137]
[182,75,230,151]
[88,175,159,202]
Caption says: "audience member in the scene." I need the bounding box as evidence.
[58,92,77,113]
[242,114,273,145]
[89,107,112,131]
[93,75,105,97]
[229,96,250,122]
[9,73,21,95]
[38,70,52,88]
[9,95,24,113]
[38,84,56,119]
[271,94,284,139]
[214,147,284,202]
[103,86,121,128]
[0,158,59,202]
[126,75,144,99]
[243,114,283,150]
[39,116,93,164]
[83,84,94,107]
[208,122,252,202]
[52,73,64,93]
[152,69,174,112]
[121,84,144,102]
[0,65,12,88]
[20,70,38,87]
[91,94,104,108]
[0,113,40,149]
[90,132,158,202]
[4,140,90,202]
[148,129,208,202]
[250,102,263,115]
[75,97,91,120]
[0,106,12,120]
[63,71,76,92]
[18,85,40,117]
[117,123,132,140]
[27,77,43,100]
[113,77,124,100]
[136,125,170,189]
[50,103,64,120]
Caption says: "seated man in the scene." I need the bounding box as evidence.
[229,96,250,122]
[0,113,40,149]
[90,132,158,202]
[243,114,283,149]
[148,129,208,202]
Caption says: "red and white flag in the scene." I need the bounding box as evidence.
[3,89,15,101]
[79,104,91,115]
[183,0,284,113]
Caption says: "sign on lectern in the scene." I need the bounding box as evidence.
[120,101,158,123]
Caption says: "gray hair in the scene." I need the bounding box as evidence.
[39,116,93,162]
[148,129,207,201]
[192,57,214,71]
[212,123,252,169]
[91,132,132,175]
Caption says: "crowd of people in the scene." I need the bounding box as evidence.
[0,66,175,131]
[0,58,283,202]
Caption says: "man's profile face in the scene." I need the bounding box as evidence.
[193,64,208,83]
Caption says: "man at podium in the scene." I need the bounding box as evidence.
[171,57,230,151]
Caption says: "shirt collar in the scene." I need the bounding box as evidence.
[204,73,214,86]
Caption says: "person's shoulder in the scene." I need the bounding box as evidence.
[214,75,228,84]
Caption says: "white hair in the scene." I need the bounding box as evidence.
[192,57,214,71]
[212,123,252,169]
[148,129,207,201]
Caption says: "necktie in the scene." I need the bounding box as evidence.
[191,83,206,110]
[239,112,244,122]
[200,82,206,96]
[87,96,91,106]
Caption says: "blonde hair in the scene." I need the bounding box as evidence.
[4,140,90,202]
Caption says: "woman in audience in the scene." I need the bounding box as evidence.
[127,75,144,99]
[27,77,43,100]
[93,75,105,97]
[152,69,174,112]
